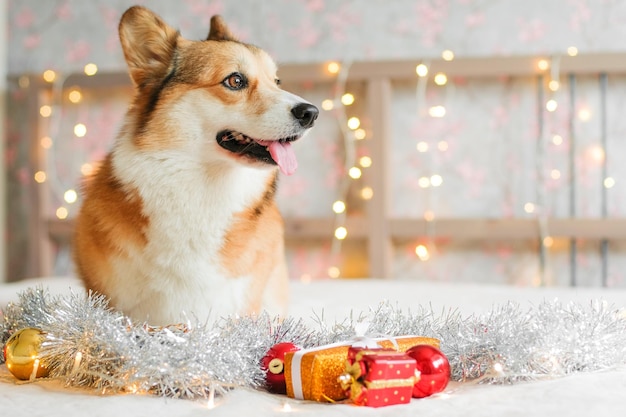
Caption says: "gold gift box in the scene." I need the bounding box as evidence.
[284,336,439,402]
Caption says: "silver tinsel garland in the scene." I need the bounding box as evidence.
[2,287,626,400]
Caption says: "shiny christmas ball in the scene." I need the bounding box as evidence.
[3,328,49,380]
[260,342,300,394]
[406,344,451,398]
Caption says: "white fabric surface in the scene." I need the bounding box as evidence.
[2,277,626,417]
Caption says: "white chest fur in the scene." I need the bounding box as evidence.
[106,141,274,324]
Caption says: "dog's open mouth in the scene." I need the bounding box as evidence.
[216,130,300,175]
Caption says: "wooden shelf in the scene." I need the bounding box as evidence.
[46,217,370,243]
[47,216,626,245]
[281,53,626,81]
[390,218,626,241]
[14,52,626,89]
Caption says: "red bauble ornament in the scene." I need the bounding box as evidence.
[406,344,451,398]
[260,342,300,394]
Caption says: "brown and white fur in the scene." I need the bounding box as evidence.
[73,6,318,325]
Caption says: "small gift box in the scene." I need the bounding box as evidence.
[284,336,438,402]
[339,347,417,408]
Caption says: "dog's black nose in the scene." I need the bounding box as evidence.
[291,103,319,128]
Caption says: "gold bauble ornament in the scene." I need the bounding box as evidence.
[3,328,49,380]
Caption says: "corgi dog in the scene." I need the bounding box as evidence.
[73,6,318,325]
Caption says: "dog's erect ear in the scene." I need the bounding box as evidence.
[118,6,179,87]
[207,16,238,42]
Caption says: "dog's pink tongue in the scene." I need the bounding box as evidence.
[259,140,298,175]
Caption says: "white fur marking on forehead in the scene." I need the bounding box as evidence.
[244,48,278,81]
[209,45,276,82]
[226,45,277,79]
[257,50,278,74]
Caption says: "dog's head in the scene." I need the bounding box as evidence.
[118,6,318,175]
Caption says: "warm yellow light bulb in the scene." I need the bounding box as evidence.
[328,266,340,278]
[567,46,579,57]
[430,174,443,187]
[327,62,340,74]
[578,108,591,121]
[429,106,446,118]
[347,117,361,130]
[552,134,563,145]
[341,93,355,106]
[415,244,430,261]
[543,236,554,247]
[40,136,53,149]
[537,59,549,71]
[418,177,430,188]
[332,200,346,214]
[68,90,82,103]
[81,163,94,176]
[604,177,616,188]
[359,156,372,168]
[551,169,561,180]
[34,171,47,183]
[438,141,449,151]
[39,105,52,118]
[354,129,366,140]
[360,186,374,200]
[441,50,455,61]
[546,99,558,112]
[64,189,78,204]
[348,167,362,179]
[524,202,535,213]
[74,123,87,138]
[548,80,560,91]
[56,207,69,220]
[434,73,448,86]
[589,146,605,163]
[84,63,98,76]
[321,99,334,111]
[334,226,348,240]
[416,142,429,152]
[42,70,56,83]
[415,64,429,77]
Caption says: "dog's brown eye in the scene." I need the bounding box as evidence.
[223,72,247,90]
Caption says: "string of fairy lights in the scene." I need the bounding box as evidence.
[26,48,617,282]
[532,48,616,285]
[29,62,100,221]
[319,60,364,279]
[320,50,458,277]
[320,47,616,281]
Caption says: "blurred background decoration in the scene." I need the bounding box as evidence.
[5,0,626,287]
